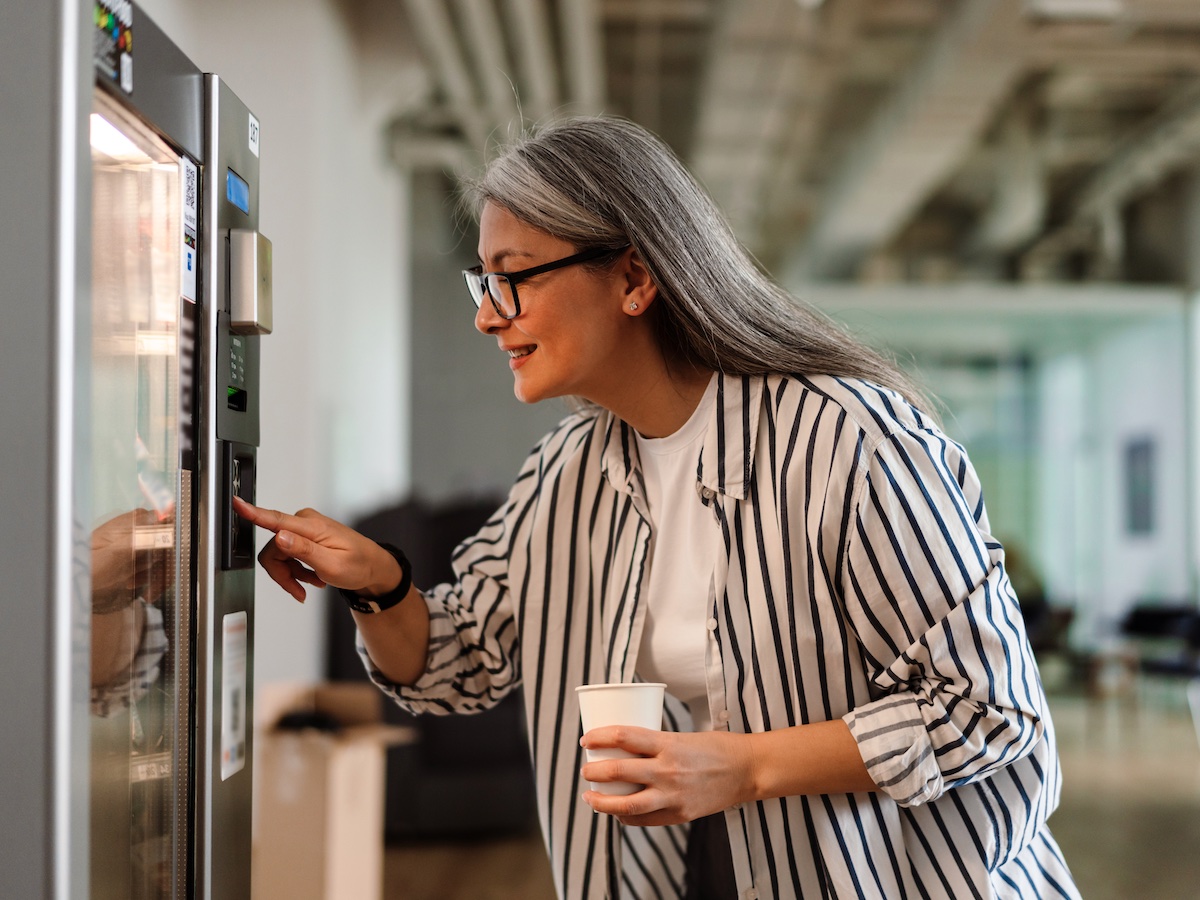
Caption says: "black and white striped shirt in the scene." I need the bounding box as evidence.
[361,373,1080,900]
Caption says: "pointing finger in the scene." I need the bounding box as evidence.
[234,497,329,543]
[233,496,288,532]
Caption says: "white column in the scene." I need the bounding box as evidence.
[1182,170,1200,604]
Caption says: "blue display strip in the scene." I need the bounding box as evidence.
[226,169,250,214]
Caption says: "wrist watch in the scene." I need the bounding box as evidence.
[338,542,412,614]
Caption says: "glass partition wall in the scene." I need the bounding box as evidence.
[813,286,1200,898]
[809,285,1192,660]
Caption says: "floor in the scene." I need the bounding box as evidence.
[383,685,1200,899]
[1049,685,1200,900]
[384,830,556,900]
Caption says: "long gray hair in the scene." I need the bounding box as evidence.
[460,115,932,414]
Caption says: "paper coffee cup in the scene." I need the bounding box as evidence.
[576,682,666,795]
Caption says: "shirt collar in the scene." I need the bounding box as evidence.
[600,372,762,501]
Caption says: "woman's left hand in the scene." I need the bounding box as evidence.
[580,727,756,826]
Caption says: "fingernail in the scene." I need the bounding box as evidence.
[277,532,293,549]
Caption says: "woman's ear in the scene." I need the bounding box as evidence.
[622,247,658,315]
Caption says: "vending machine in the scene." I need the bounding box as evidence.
[18,2,271,897]
[88,4,271,896]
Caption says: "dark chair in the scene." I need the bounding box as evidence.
[326,495,538,838]
[1022,601,1074,657]
[1119,603,1200,747]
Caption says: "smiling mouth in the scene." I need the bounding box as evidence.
[507,347,534,359]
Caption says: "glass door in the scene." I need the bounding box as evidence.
[89,86,194,900]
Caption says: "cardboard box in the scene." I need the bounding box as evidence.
[253,682,416,900]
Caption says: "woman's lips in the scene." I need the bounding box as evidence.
[507,345,535,369]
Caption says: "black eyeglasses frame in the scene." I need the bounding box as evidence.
[464,244,631,320]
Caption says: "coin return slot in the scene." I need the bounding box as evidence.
[223,444,256,570]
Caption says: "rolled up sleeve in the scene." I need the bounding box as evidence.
[358,496,524,716]
[840,427,1046,807]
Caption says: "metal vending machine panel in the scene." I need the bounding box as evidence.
[193,73,271,900]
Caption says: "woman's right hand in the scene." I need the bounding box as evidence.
[232,496,403,603]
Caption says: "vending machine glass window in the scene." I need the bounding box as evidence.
[89,85,192,900]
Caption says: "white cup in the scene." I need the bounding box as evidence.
[576,682,666,795]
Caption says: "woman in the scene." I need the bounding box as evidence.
[236,116,1080,900]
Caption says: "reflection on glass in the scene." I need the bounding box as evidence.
[90,87,188,900]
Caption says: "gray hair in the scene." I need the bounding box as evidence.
[460,115,933,415]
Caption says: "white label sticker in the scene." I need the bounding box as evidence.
[120,52,133,93]
[180,157,198,302]
[248,113,260,158]
[220,611,248,780]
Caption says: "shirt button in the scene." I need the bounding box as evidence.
[706,618,718,631]
[744,890,758,900]
[701,487,715,500]
[717,709,730,723]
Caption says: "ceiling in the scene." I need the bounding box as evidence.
[390,0,1200,285]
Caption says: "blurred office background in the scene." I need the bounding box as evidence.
[139,0,1200,897]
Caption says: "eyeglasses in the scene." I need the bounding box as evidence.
[463,245,630,320]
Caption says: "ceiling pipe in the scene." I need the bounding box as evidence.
[504,0,560,120]
[1074,82,1200,221]
[968,106,1048,255]
[604,1,709,23]
[402,0,490,151]
[790,0,1028,281]
[690,0,812,237]
[630,2,665,133]
[757,0,867,261]
[1024,0,1125,20]
[1023,82,1200,272]
[454,0,522,131]
[560,0,607,114]
[389,126,478,175]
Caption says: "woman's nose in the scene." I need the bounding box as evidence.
[474,297,507,334]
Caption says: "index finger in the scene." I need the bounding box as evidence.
[233,497,321,540]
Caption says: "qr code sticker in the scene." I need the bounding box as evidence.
[185,164,196,213]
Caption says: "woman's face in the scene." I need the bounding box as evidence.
[474,203,639,406]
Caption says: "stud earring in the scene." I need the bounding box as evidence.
[629,302,639,312]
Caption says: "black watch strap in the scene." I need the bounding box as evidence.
[339,542,412,614]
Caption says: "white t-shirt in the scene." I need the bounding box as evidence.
[634,374,719,731]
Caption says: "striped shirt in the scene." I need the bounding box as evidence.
[360,372,1080,900]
